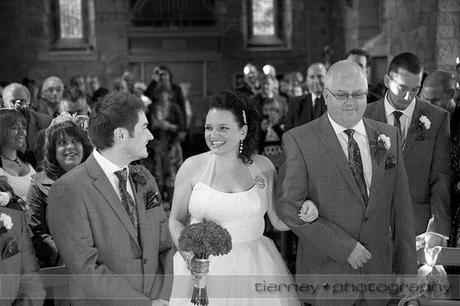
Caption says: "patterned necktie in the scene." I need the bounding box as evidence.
[393,111,404,142]
[114,169,138,233]
[344,129,368,204]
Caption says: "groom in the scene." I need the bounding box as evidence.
[48,92,173,305]
[276,61,416,305]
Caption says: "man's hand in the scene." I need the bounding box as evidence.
[151,299,169,306]
[347,242,372,269]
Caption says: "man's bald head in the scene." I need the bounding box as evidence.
[2,83,31,109]
[324,60,368,128]
[325,60,367,90]
[420,70,456,111]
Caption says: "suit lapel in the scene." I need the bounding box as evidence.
[403,99,424,157]
[129,174,153,258]
[369,99,387,123]
[363,119,384,210]
[317,115,366,206]
[86,155,140,249]
[299,95,312,124]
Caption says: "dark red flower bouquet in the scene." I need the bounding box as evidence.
[178,219,232,305]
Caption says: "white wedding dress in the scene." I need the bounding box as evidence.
[169,154,300,306]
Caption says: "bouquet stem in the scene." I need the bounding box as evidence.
[191,257,210,305]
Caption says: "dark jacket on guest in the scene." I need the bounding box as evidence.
[284,93,326,131]
[27,171,59,268]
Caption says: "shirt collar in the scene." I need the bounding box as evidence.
[311,92,321,101]
[327,113,367,137]
[384,92,416,118]
[92,148,129,178]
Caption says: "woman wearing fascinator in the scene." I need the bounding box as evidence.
[27,113,92,267]
[169,91,318,305]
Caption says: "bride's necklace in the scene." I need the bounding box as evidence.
[1,154,20,165]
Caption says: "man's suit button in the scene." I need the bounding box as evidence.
[363,217,369,222]
[143,258,148,264]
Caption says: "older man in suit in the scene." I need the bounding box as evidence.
[0,206,45,306]
[285,63,327,130]
[277,60,416,305]
[47,92,173,305]
[365,53,451,248]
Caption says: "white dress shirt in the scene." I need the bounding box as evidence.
[92,149,135,201]
[383,93,416,140]
[328,114,372,195]
[311,92,320,108]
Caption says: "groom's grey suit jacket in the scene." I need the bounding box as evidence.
[365,98,451,236]
[276,114,416,303]
[47,154,173,306]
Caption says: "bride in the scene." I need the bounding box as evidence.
[168,91,317,305]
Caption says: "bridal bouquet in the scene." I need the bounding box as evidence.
[178,219,232,305]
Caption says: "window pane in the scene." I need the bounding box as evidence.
[59,0,83,39]
[252,0,275,35]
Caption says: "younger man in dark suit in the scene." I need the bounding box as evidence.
[365,53,451,248]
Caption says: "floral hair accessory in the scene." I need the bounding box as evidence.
[419,115,431,130]
[242,110,247,125]
[0,213,13,231]
[50,112,89,131]
[377,133,391,150]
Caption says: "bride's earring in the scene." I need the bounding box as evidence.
[239,140,243,154]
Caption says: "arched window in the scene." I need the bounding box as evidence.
[243,0,292,50]
[44,0,95,51]
[58,0,84,39]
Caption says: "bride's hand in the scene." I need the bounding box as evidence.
[298,200,318,223]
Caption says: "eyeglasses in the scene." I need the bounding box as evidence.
[326,88,367,100]
[45,87,63,94]
[388,75,420,96]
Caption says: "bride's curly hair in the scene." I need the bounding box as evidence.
[208,90,260,164]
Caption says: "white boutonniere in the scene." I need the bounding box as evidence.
[0,213,13,231]
[377,133,391,150]
[0,191,11,207]
[419,115,431,130]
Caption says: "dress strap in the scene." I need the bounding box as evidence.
[197,153,217,186]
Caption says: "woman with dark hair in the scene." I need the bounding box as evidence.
[27,115,92,267]
[0,109,36,204]
[169,91,314,305]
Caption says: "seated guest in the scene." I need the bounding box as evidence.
[149,88,185,203]
[38,76,65,118]
[27,115,92,267]
[345,48,382,103]
[285,63,327,130]
[0,205,45,305]
[0,110,36,204]
[2,82,52,168]
[259,97,285,170]
[61,89,90,116]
